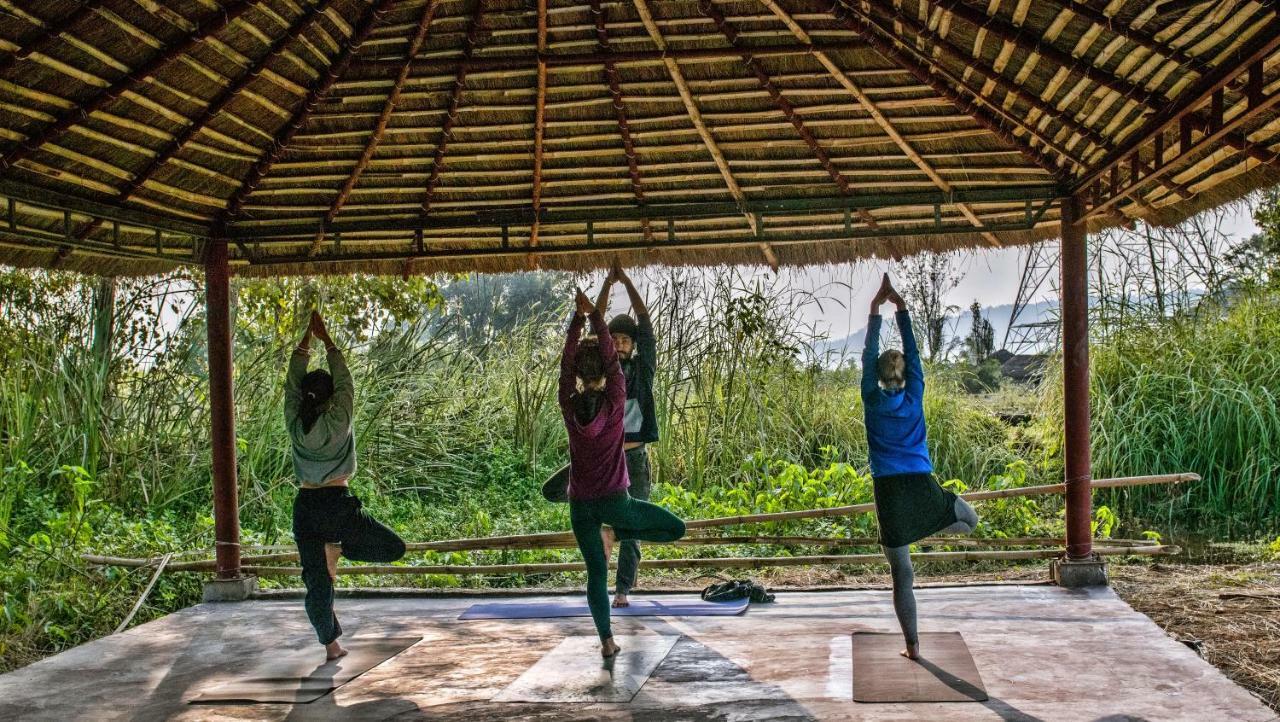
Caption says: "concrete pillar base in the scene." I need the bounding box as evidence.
[1051,556,1108,588]
[202,575,258,602]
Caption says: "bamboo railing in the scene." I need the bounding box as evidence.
[82,473,1194,575]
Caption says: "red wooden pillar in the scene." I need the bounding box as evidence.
[206,238,241,579]
[1060,196,1093,559]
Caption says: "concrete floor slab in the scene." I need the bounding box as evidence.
[0,585,1273,721]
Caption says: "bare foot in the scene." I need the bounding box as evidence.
[900,642,920,660]
[325,543,342,582]
[600,526,616,560]
[612,592,630,608]
[325,640,348,661]
[599,637,619,660]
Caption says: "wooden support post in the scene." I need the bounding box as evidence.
[205,238,241,580]
[1060,196,1092,560]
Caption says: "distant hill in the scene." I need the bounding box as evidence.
[814,300,1058,366]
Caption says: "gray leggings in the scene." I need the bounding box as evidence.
[882,496,979,646]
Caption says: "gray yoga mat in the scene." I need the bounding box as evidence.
[851,632,988,703]
[189,636,420,704]
[459,596,749,620]
[494,635,680,703]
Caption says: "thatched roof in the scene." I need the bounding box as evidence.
[0,0,1277,277]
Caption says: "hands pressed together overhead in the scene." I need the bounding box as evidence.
[300,310,337,351]
[871,272,906,313]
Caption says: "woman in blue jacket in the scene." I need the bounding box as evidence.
[863,274,978,660]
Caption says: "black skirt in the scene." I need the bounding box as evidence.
[873,473,959,548]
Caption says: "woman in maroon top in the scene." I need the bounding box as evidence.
[561,288,686,667]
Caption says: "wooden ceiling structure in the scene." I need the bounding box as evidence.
[0,0,1276,277]
[1,0,1278,582]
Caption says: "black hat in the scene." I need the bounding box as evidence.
[608,314,639,339]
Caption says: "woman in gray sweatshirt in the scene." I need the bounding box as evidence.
[287,311,405,660]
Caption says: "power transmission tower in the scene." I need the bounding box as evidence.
[1003,241,1060,354]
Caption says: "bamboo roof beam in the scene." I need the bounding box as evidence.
[419,1,488,220]
[345,40,872,76]
[762,0,1000,246]
[0,1,108,75]
[826,3,1072,176]
[1048,0,1206,72]
[631,0,770,267]
[529,0,548,252]
[222,0,398,225]
[65,0,339,248]
[924,0,1166,108]
[1,0,259,170]
[316,0,441,251]
[590,0,652,242]
[838,2,1190,201]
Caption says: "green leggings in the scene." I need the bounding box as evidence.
[570,492,686,640]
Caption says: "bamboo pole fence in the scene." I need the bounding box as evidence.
[83,472,1194,575]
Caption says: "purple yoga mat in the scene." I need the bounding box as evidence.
[458,596,750,620]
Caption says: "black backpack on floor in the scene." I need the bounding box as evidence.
[697,575,775,604]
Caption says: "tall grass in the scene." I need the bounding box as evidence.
[1041,287,1280,536]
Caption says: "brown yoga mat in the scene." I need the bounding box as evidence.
[851,632,988,703]
[189,636,420,704]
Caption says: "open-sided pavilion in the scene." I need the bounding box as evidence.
[0,0,1278,718]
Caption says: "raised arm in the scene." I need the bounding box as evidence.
[560,290,594,409]
[861,312,883,400]
[616,264,650,319]
[310,311,355,426]
[592,307,626,407]
[595,269,616,319]
[284,324,312,423]
[895,307,924,395]
[559,312,586,410]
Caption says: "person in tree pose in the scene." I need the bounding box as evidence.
[543,261,659,608]
[286,310,406,660]
[559,286,685,667]
[863,274,979,660]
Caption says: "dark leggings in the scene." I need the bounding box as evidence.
[542,446,653,595]
[292,487,406,644]
[883,497,979,646]
[570,492,686,640]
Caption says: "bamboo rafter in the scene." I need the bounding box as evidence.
[589,0,652,242]
[632,0,769,264]
[0,1,109,75]
[827,3,1070,177]
[924,0,1166,109]
[765,0,1001,246]
[0,0,259,170]
[67,0,341,249]
[529,0,549,252]
[418,0,488,220]
[223,0,399,224]
[315,0,441,252]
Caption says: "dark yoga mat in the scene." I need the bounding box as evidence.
[851,632,988,703]
[459,596,750,620]
[189,636,420,704]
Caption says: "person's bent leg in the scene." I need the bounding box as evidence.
[937,496,979,535]
[570,503,613,644]
[542,464,571,503]
[609,495,685,544]
[883,544,919,659]
[615,449,651,602]
[338,494,407,563]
